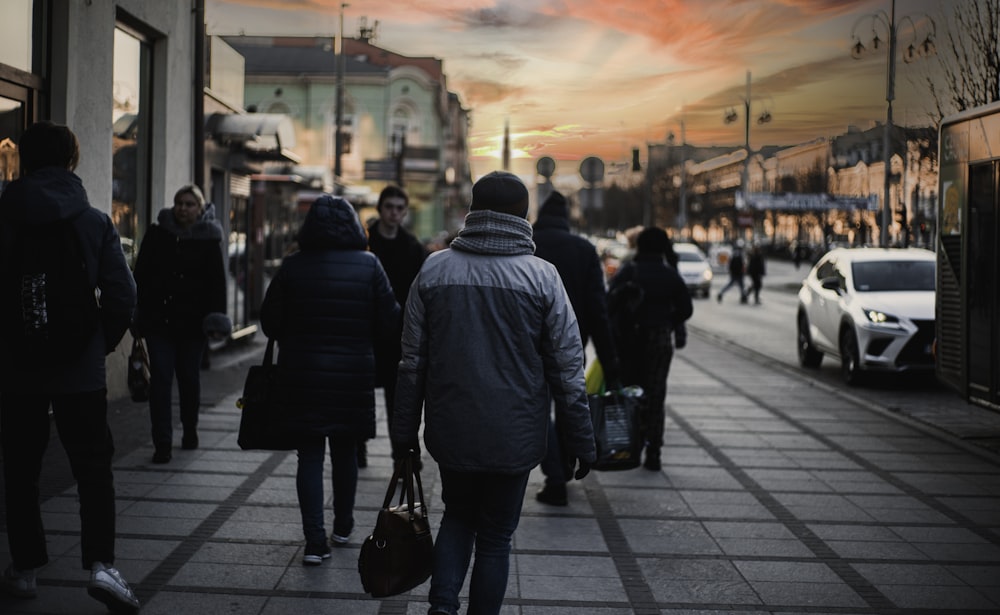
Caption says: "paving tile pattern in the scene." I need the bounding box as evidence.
[1,331,999,614]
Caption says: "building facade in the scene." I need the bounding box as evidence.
[1,0,203,398]
[225,33,472,241]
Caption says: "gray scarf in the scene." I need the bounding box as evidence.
[450,210,535,256]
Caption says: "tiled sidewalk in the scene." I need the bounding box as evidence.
[2,330,1000,614]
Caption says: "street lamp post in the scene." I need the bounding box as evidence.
[851,0,936,247]
[677,119,687,235]
[724,71,771,240]
[334,2,349,195]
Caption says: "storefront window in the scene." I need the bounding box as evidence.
[0,95,24,192]
[0,0,34,72]
[112,26,151,266]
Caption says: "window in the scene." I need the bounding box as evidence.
[390,107,409,154]
[0,0,44,186]
[852,260,935,292]
[0,0,34,72]
[112,25,152,265]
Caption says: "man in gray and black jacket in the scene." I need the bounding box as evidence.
[391,171,595,615]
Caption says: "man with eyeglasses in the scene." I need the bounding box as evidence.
[366,185,428,467]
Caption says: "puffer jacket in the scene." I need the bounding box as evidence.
[0,167,136,394]
[260,195,399,439]
[391,210,596,474]
[133,204,226,339]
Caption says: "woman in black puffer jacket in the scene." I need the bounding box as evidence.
[133,185,227,464]
[260,195,399,565]
[607,227,692,472]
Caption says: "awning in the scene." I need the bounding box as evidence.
[205,113,301,163]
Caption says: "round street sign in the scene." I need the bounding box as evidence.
[580,156,604,183]
[536,156,555,178]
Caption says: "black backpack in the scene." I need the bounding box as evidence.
[1,213,100,367]
[607,264,645,362]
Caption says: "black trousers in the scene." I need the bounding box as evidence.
[623,324,674,449]
[1,388,117,569]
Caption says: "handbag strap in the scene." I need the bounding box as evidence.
[381,450,426,520]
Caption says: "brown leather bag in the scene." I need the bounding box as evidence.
[358,452,433,597]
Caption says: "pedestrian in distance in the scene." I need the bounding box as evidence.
[742,244,766,305]
[365,184,427,469]
[133,184,229,464]
[608,227,693,471]
[716,243,746,304]
[261,195,399,566]
[0,121,140,613]
[391,171,596,615]
[532,190,619,506]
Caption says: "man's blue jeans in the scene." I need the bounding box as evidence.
[296,433,357,545]
[428,468,530,615]
[146,332,204,449]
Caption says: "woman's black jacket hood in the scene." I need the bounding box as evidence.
[297,195,368,252]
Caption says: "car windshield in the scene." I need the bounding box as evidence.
[676,252,704,263]
[851,261,935,292]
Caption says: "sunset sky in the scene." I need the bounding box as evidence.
[207,0,954,180]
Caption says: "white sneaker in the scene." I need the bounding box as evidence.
[87,562,140,614]
[1,564,37,599]
[330,533,350,546]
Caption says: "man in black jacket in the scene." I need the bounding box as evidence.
[532,191,619,505]
[367,185,427,466]
[0,122,140,613]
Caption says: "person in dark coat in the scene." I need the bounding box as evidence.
[608,227,692,471]
[133,185,228,464]
[261,195,399,566]
[0,121,140,613]
[742,245,766,305]
[532,190,619,506]
[716,243,746,304]
[365,185,427,466]
[391,172,595,615]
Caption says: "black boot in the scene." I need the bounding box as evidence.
[643,446,661,471]
[535,483,568,506]
[152,444,172,464]
[181,431,199,450]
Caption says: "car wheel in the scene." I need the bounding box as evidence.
[839,327,865,385]
[797,313,823,368]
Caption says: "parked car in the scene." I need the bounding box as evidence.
[673,242,713,298]
[796,247,936,385]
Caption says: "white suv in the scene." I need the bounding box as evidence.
[796,247,936,385]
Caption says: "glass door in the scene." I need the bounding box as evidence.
[966,162,999,405]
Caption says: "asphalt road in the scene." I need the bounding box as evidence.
[688,257,1000,457]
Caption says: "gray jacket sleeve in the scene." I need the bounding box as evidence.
[542,280,597,463]
[390,270,427,451]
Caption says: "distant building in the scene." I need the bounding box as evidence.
[644,123,937,250]
[225,33,472,240]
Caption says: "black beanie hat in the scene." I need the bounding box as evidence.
[636,226,670,257]
[470,171,529,218]
[539,191,568,218]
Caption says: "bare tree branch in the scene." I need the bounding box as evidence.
[926,0,1000,119]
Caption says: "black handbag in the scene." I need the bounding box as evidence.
[358,452,434,597]
[589,389,643,471]
[236,338,295,450]
[127,337,150,403]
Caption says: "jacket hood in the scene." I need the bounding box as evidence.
[0,167,90,225]
[297,194,368,252]
[533,213,570,233]
[156,202,223,240]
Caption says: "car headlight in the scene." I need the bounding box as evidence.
[702,269,713,281]
[863,308,899,325]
